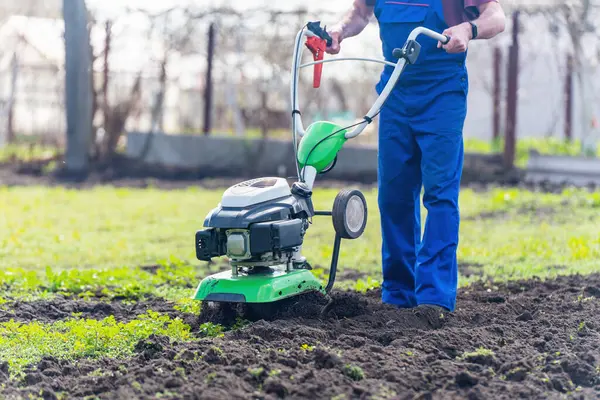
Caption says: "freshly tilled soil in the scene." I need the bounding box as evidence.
[1,273,599,400]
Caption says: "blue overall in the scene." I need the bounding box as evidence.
[374,0,468,311]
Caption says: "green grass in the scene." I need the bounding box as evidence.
[1,184,600,378]
[0,143,60,164]
[0,310,190,378]
[463,137,600,167]
[1,184,599,287]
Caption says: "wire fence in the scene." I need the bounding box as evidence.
[0,4,599,153]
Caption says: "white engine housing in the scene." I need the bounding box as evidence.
[221,177,291,208]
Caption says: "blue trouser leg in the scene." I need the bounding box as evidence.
[377,106,421,308]
[413,91,466,312]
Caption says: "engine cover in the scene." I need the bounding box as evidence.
[203,178,314,229]
[221,177,291,208]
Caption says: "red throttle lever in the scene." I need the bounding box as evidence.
[305,36,327,88]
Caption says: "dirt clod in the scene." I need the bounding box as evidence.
[456,371,479,388]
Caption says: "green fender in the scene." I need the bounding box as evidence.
[297,121,347,173]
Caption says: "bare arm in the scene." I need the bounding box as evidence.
[471,1,506,40]
[440,1,506,53]
[326,0,374,54]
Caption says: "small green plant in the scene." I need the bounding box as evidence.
[231,317,250,331]
[209,346,224,356]
[459,347,495,361]
[268,369,281,377]
[0,311,191,378]
[173,298,201,315]
[342,364,365,381]
[174,367,186,378]
[372,385,398,400]
[248,367,264,378]
[354,277,380,293]
[87,368,110,377]
[205,372,217,384]
[198,322,224,338]
[300,343,314,352]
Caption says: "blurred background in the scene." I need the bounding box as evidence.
[0,0,599,183]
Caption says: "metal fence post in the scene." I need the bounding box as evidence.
[203,22,216,135]
[504,11,519,169]
[63,0,93,174]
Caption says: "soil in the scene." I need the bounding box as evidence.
[1,273,599,400]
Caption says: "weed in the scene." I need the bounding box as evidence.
[198,322,224,338]
[173,298,201,315]
[131,381,142,391]
[372,385,398,400]
[354,277,380,293]
[87,368,110,377]
[205,372,217,384]
[459,347,495,360]
[209,346,224,356]
[301,343,314,352]
[174,367,186,378]
[342,364,365,381]
[248,367,264,378]
[0,311,190,378]
[231,317,251,331]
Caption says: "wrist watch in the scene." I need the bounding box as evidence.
[468,21,478,39]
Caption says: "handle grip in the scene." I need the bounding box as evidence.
[306,21,333,47]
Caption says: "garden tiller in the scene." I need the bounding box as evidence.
[193,22,450,306]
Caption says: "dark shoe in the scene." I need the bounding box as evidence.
[413,304,449,329]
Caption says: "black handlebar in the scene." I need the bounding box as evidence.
[306,21,333,47]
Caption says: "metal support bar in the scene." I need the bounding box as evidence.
[325,234,341,293]
[314,211,332,216]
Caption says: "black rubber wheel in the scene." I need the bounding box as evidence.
[332,189,367,239]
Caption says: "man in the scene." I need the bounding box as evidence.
[326,1,505,319]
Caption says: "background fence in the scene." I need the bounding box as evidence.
[0,1,599,158]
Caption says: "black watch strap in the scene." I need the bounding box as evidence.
[469,21,478,39]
